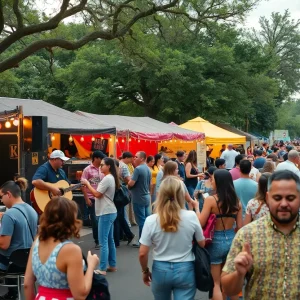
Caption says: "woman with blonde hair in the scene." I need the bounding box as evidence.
[139,176,204,300]
[24,197,99,300]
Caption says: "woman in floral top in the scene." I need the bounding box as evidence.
[244,172,271,225]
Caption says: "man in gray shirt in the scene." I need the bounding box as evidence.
[128,151,151,248]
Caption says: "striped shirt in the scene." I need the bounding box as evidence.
[223,214,300,299]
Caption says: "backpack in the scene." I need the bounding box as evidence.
[193,239,214,295]
[113,184,131,208]
[86,272,111,300]
[83,255,111,300]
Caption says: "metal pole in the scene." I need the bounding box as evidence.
[126,130,130,151]
[17,106,25,177]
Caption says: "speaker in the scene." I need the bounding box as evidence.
[23,116,48,151]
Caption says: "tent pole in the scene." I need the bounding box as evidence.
[17,106,24,177]
[126,130,130,151]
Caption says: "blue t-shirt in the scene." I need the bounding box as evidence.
[234,178,258,217]
[0,203,38,269]
[253,157,266,169]
[32,161,69,184]
[130,164,151,206]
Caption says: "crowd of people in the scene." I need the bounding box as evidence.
[0,140,299,299]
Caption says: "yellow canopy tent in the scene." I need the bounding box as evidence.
[180,117,246,158]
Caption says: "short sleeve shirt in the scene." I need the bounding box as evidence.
[81,164,104,199]
[0,203,38,268]
[32,162,69,184]
[119,161,131,182]
[245,199,269,221]
[223,215,300,299]
[130,164,151,206]
[95,174,117,216]
[140,210,204,262]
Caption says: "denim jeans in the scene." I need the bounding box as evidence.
[97,213,117,271]
[151,260,196,300]
[133,203,151,238]
[88,199,98,244]
[114,206,134,246]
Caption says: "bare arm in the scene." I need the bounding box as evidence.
[185,163,199,179]
[236,204,243,229]
[123,176,131,185]
[82,186,92,206]
[221,271,245,296]
[0,235,11,250]
[82,181,103,199]
[65,245,99,300]
[139,244,152,287]
[243,213,252,226]
[196,196,213,227]
[128,179,136,188]
[32,179,55,192]
[24,245,36,300]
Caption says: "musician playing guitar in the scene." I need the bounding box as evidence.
[32,150,70,196]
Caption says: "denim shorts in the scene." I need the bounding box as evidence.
[206,229,235,265]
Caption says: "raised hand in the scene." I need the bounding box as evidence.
[234,242,253,276]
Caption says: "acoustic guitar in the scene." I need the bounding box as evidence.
[30,178,100,214]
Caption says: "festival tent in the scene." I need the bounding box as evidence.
[216,123,259,146]
[0,98,116,158]
[180,117,246,158]
[75,111,205,157]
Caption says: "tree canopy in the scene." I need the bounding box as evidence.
[0,0,260,72]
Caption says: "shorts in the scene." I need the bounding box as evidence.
[206,229,235,265]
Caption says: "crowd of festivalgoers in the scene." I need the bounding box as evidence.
[0,140,299,299]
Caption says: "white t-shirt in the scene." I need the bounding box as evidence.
[276,160,300,177]
[250,167,259,181]
[220,149,238,169]
[95,174,117,216]
[139,210,204,262]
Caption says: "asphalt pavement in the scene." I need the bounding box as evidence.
[0,226,209,300]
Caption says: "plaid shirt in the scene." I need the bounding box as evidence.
[81,164,104,199]
[223,214,300,299]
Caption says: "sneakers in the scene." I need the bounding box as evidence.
[127,235,135,245]
[132,243,140,248]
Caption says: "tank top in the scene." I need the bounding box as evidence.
[32,239,72,289]
[185,165,198,188]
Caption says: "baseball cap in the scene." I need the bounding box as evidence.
[50,150,69,161]
[286,145,293,151]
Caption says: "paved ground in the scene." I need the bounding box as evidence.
[0,226,209,300]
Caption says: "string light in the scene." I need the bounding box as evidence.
[13,119,19,126]
[5,120,11,128]
[109,138,112,142]
[121,139,125,143]
[138,139,140,143]
[129,138,132,142]
[80,136,84,142]
[51,134,55,141]
[91,136,95,142]
[69,135,73,142]
[101,136,104,140]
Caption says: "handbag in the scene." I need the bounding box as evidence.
[193,236,214,296]
[202,214,217,246]
[113,184,131,208]
[82,254,111,300]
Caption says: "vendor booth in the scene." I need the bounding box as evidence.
[76,111,205,157]
[216,123,259,148]
[0,97,116,209]
[179,117,246,159]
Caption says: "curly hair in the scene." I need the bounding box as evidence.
[39,197,82,241]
